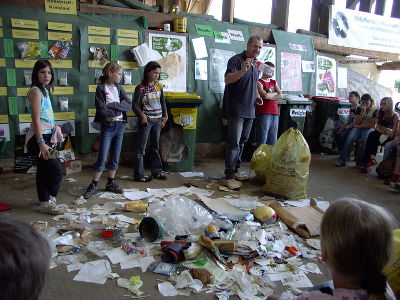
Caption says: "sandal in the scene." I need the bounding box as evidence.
[135,175,153,182]
[153,173,167,180]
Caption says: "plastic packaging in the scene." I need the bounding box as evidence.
[123,70,132,85]
[58,71,68,86]
[95,69,102,84]
[263,128,311,199]
[124,200,147,212]
[250,144,272,181]
[59,96,69,111]
[17,42,40,59]
[24,70,32,86]
[48,39,72,59]
[87,241,114,257]
[147,194,213,236]
[255,61,274,76]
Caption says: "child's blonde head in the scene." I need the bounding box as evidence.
[321,198,396,297]
[100,61,122,84]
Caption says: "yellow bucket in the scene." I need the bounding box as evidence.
[173,17,187,33]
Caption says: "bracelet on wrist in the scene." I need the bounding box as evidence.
[36,138,45,144]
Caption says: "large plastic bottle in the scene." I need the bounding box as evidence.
[255,61,274,75]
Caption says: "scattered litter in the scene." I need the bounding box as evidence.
[179,172,204,177]
[73,196,87,205]
[73,260,112,284]
[158,281,178,297]
[66,178,77,182]
[117,276,144,296]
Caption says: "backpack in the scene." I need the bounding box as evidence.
[376,158,395,179]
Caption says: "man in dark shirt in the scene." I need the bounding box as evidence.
[222,35,263,190]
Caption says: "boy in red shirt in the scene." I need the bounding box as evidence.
[256,62,283,146]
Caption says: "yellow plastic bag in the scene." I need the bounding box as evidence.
[262,128,311,199]
[250,144,272,182]
[384,229,400,296]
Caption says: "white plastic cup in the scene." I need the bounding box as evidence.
[163,24,171,31]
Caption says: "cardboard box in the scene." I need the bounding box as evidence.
[63,159,81,175]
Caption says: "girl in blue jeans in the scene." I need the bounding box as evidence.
[132,61,168,182]
[83,62,131,199]
[335,94,377,167]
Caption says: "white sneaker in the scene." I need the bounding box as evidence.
[49,196,57,205]
[39,202,64,215]
[234,172,249,181]
[225,179,242,190]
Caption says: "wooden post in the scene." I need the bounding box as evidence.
[221,0,234,23]
[310,0,335,36]
[346,0,360,9]
[392,0,400,18]
[156,0,170,13]
[375,0,386,15]
[271,0,290,31]
[359,0,374,12]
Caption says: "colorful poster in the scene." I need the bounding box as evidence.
[148,32,187,92]
[257,45,276,80]
[0,115,10,141]
[280,52,302,92]
[316,55,337,96]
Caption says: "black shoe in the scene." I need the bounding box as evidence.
[153,173,167,180]
[83,183,98,199]
[105,182,123,194]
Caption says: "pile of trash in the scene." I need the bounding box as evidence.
[33,181,330,299]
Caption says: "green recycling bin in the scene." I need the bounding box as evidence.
[278,97,312,136]
[164,92,204,172]
[313,96,352,141]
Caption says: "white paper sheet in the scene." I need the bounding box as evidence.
[227,29,245,41]
[120,260,140,270]
[73,260,111,284]
[67,263,83,272]
[123,191,152,201]
[179,171,205,177]
[106,248,132,265]
[195,60,208,80]
[192,37,208,59]
[279,271,313,288]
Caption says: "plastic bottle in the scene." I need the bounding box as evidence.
[171,4,179,14]
[255,61,274,75]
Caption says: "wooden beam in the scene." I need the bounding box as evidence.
[392,0,400,18]
[310,0,320,34]
[359,0,374,12]
[271,0,290,31]
[221,0,234,23]
[377,62,400,70]
[156,0,170,13]
[374,0,385,15]
[310,0,335,36]
[346,0,360,9]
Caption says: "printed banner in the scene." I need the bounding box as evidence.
[329,5,400,54]
[280,52,302,92]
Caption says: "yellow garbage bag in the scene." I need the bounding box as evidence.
[250,144,272,182]
[262,128,311,199]
[384,229,400,296]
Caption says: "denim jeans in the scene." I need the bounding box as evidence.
[225,117,253,179]
[93,121,125,172]
[334,126,352,151]
[337,127,373,166]
[29,134,63,202]
[134,118,162,179]
[255,114,279,146]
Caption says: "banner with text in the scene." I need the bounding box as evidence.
[329,5,400,54]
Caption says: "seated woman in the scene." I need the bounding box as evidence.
[361,97,399,173]
[334,91,360,152]
[335,94,378,168]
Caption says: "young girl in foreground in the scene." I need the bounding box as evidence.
[25,60,63,214]
[83,62,131,199]
[268,198,396,300]
[132,61,168,182]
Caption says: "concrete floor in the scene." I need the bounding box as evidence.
[0,153,399,299]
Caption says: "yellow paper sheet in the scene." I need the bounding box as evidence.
[0,115,9,123]
[118,61,138,70]
[54,112,75,121]
[0,58,6,68]
[17,88,30,97]
[48,22,72,32]
[19,114,32,123]
[0,87,7,96]
[15,60,37,68]
[12,29,39,39]
[48,31,72,40]
[117,29,138,38]
[88,26,110,36]
[117,38,138,47]
[11,18,39,29]
[53,86,74,95]
[88,36,110,44]
[45,0,77,15]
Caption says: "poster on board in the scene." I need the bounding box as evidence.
[209,48,236,94]
[316,55,337,97]
[257,45,276,80]
[280,52,302,92]
[148,32,187,92]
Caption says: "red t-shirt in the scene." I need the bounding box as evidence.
[256,79,279,116]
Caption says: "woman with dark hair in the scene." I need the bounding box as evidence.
[361,97,399,173]
[132,61,168,182]
[24,59,64,214]
[335,94,378,167]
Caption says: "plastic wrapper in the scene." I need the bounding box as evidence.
[262,128,311,199]
[54,254,87,265]
[95,69,102,84]
[58,71,68,86]
[49,39,72,59]
[17,42,40,59]
[24,70,32,86]
[250,144,272,181]
[59,96,69,111]
[147,194,212,236]
[123,70,132,85]
[124,200,147,212]
[86,241,114,257]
